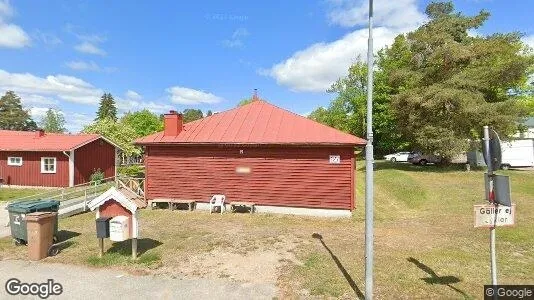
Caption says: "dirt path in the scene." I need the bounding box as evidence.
[0,203,9,239]
[0,260,277,299]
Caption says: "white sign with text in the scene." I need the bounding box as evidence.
[474,204,515,228]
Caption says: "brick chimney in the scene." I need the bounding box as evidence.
[164,110,183,136]
[35,129,45,138]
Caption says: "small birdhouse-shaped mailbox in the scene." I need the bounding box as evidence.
[87,187,141,258]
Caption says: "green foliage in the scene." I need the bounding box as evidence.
[383,1,533,159]
[118,165,144,177]
[309,61,408,155]
[83,118,140,156]
[95,93,118,122]
[40,108,66,133]
[121,109,163,137]
[182,109,203,123]
[0,91,38,131]
[89,169,105,185]
[237,98,253,107]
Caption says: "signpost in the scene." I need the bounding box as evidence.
[479,125,515,288]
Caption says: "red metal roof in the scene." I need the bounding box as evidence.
[136,100,366,146]
[0,130,103,151]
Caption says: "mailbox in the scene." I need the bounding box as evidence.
[95,217,112,238]
[109,216,130,242]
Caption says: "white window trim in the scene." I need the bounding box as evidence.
[7,156,23,166]
[41,157,57,174]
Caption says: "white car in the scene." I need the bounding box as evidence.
[384,152,411,163]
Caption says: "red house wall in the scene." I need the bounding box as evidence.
[145,146,355,210]
[0,151,69,187]
[74,138,115,185]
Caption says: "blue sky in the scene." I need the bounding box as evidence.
[0,0,532,132]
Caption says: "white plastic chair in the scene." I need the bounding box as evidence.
[209,194,226,214]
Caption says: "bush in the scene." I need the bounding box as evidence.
[117,165,144,177]
[90,169,105,185]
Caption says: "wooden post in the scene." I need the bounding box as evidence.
[99,238,104,258]
[132,238,138,259]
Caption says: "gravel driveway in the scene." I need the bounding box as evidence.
[0,260,277,299]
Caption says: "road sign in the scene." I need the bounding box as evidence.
[474,204,515,228]
[483,129,502,171]
[484,173,512,206]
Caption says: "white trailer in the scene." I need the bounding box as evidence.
[467,139,534,169]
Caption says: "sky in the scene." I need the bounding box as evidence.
[0,0,532,132]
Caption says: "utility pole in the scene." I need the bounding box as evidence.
[365,0,374,299]
[483,126,498,286]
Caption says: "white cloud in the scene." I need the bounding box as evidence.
[166,86,223,105]
[34,30,62,46]
[327,0,426,28]
[64,60,116,72]
[260,27,400,92]
[28,107,50,119]
[67,112,94,133]
[523,35,534,50]
[0,69,103,104]
[125,90,142,100]
[20,94,59,106]
[65,60,100,71]
[222,27,249,48]
[261,0,425,92]
[116,98,173,114]
[75,41,106,56]
[0,1,30,48]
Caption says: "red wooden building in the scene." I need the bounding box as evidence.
[136,99,366,212]
[0,130,118,187]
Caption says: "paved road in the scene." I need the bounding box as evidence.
[0,260,277,299]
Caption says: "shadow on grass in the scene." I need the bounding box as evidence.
[53,230,81,252]
[107,238,163,256]
[312,233,364,299]
[407,257,469,298]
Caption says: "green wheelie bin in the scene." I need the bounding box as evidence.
[6,200,60,245]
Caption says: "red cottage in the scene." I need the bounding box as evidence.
[136,100,366,215]
[0,129,118,187]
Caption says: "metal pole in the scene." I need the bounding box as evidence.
[483,126,497,286]
[365,0,374,299]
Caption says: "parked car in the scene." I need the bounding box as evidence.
[407,152,442,165]
[384,152,411,162]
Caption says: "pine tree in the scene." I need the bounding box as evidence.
[0,91,38,131]
[95,93,118,121]
[40,108,66,133]
[206,110,213,117]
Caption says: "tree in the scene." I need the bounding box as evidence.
[309,62,408,155]
[182,109,203,123]
[40,108,66,133]
[206,110,213,117]
[383,1,533,160]
[237,98,253,107]
[121,109,163,137]
[83,118,139,156]
[0,91,38,131]
[95,93,117,121]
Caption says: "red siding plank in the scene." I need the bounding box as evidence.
[145,146,355,210]
[0,151,68,187]
[74,138,115,185]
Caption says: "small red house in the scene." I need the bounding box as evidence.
[136,99,366,213]
[0,130,118,187]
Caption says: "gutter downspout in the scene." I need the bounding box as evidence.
[62,150,75,187]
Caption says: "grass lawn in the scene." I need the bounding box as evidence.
[0,161,533,299]
[0,188,47,202]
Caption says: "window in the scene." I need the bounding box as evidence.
[7,157,23,166]
[41,157,57,174]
